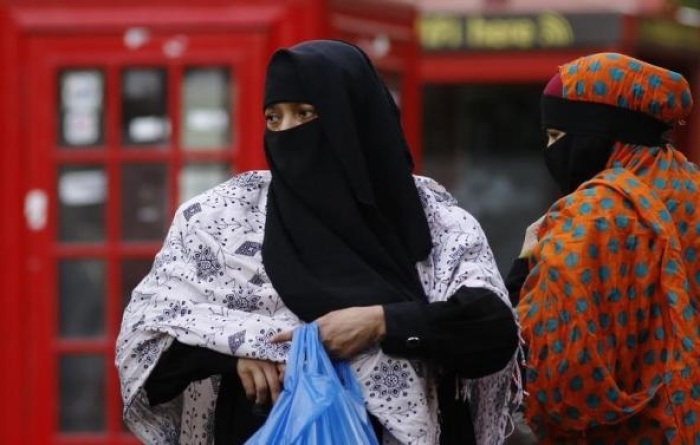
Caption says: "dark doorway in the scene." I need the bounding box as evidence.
[422,83,559,274]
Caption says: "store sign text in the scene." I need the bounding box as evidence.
[420,12,576,50]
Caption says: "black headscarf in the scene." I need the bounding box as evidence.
[262,40,432,322]
[541,73,669,194]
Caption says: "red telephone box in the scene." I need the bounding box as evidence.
[0,1,418,444]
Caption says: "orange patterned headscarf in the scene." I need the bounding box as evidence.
[539,53,692,195]
[518,53,700,444]
[553,53,692,125]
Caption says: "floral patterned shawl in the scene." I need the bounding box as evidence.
[116,171,521,445]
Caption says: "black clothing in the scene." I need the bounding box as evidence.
[543,133,614,195]
[540,95,670,146]
[540,94,669,194]
[264,120,425,321]
[145,40,518,445]
[263,55,306,109]
[144,342,266,445]
[262,41,431,323]
[381,287,519,379]
[504,257,530,399]
[505,258,530,307]
[145,287,518,445]
[146,341,385,445]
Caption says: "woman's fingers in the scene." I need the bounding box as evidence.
[520,215,547,257]
[238,358,280,405]
[277,363,286,384]
[237,362,257,401]
[250,365,269,405]
[263,363,281,402]
[270,330,293,343]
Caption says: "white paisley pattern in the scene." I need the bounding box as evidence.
[116,171,521,445]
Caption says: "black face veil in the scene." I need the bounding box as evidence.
[262,40,432,322]
[540,74,670,195]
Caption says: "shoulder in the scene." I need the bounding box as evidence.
[413,175,483,235]
[547,169,651,225]
[540,178,649,250]
[413,175,458,207]
[549,185,627,220]
[175,170,271,226]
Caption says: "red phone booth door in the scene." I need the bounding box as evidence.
[24,29,265,445]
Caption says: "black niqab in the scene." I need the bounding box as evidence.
[540,94,669,194]
[262,41,432,322]
[543,133,614,195]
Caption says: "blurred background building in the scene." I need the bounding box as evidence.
[0,0,698,444]
[418,0,700,271]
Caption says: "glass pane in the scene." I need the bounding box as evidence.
[179,163,230,203]
[181,68,232,150]
[121,164,168,240]
[121,68,169,147]
[422,84,557,275]
[59,354,105,432]
[59,260,105,338]
[58,69,105,148]
[58,166,106,242]
[122,259,153,309]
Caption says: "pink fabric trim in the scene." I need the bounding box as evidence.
[543,73,563,97]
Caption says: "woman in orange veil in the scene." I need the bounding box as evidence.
[515,53,700,443]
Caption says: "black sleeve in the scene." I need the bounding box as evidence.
[145,340,238,406]
[505,257,530,307]
[380,287,518,379]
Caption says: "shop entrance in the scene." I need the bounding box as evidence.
[422,83,559,272]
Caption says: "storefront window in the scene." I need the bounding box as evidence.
[58,69,105,148]
[122,259,154,309]
[181,68,233,150]
[121,163,169,241]
[121,68,169,147]
[179,162,230,203]
[59,355,105,432]
[58,166,107,242]
[59,260,105,338]
[422,83,558,273]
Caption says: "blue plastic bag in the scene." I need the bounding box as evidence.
[245,323,380,445]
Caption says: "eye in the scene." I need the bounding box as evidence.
[546,129,565,146]
[298,107,318,121]
[265,112,280,128]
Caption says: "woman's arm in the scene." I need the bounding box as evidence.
[381,287,518,379]
[505,258,530,307]
[383,178,520,379]
[145,340,283,408]
[144,340,238,406]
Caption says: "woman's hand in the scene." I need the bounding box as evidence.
[272,305,386,359]
[520,215,546,258]
[237,358,284,405]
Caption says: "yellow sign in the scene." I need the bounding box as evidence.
[420,12,575,50]
[539,13,575,47]
[639,19,700,51]
[419,15,464,50]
